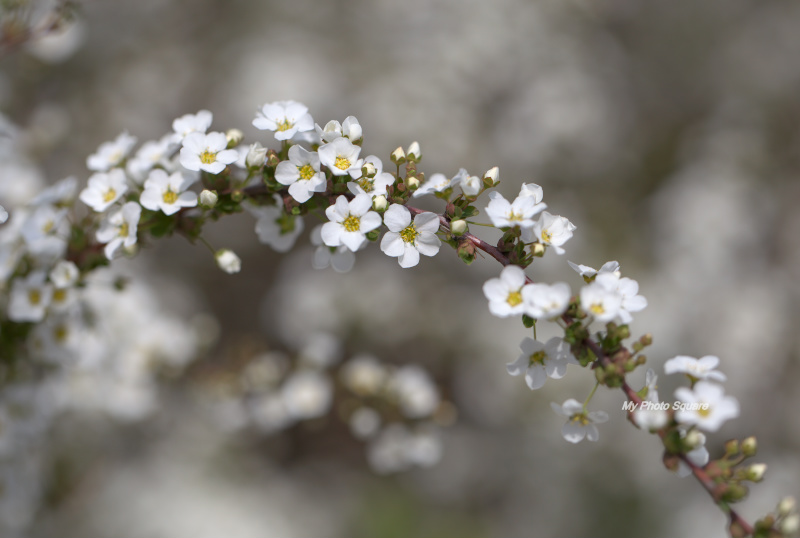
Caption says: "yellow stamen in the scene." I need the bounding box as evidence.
[54,325,68,343]
[334,156,351,170]
[298,164,315,180]
[52,288,67,303]
[399,224,418,244]
[200,150,216,165]
[163,189,178,205]
[28,289,41,305]
[697,406,711,418]
[541,230,552,243]
[119,222,130,238]
[529,350,547,366]
[343,215,360,232]
[103,188,117,203]
[277,119,293,132]
[590,303,605,315]
[507,290,522,307]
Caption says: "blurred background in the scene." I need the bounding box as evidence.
[1,0,800,536]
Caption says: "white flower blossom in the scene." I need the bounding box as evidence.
[20,204,69,259]
[86,131,137,172]
[127,134,177,180]
[674,381,739,432]
[579,280,622,323]
[594,272,647,323]
[389,365,440,419]
[507,337,577,390]
[0,205,7,224]
[315,116,362,143]
[8,271,52,322]
[458,171,482,197]
[522,281,571,319]
[318,137,363,178]
[253,100,314,141]
[49,260,79,288]
[171,109,212,141]
[568,260,620,278]
[341,355,387,396]
[30,176,78,207]
[248,200,305,253]
[518,182,545,203]
[482,265,528,318]
[179,131,238,174]
[310,224,355,273]
[486,191,546,229]
[79,169,128,212]
[320,194,381,251]
[550,398,609,443]
[676,430,710,478]
[524,211,575,254]
[139,169,197,215]
[380,205,441,268]
[664,355,727,382]
[96,202,141,259]
[274,145,326,203]
[347,155,395,199]
[349,407,382,439]
[413,170,462,198]
[281,371,333,420]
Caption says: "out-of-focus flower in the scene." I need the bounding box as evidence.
[550,398,609,443]
[664,355,727,382]
[86,132,137,172]
[79,169,128,213]
[522,281,571,319]
[674,381,739,432]
[214,249,241,274]
[96,202,141,260]
[507,337,576,390]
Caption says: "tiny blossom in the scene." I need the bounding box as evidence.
[245,142,268,169]
[49,260,79,288]
[389,365,440,419]
[248,200,305,253]
[199,189,218,208]
[632,371,668,431]
[318,137,363,178]
[507,337,577,390]
[253,100,314,141]
[594,272,647,323]
[20,204,69,259]
[127,134,177,180]
[179,131,239,174]
[8,271,52,322]
[518,182,545,203]
[524,211,576,254]
[347,155,395,199]
[79,169,128,212]
[674,381,740,432]
[274,145,326,203]
[86,131,137,172]
[568,260,620,278]
[321,194,382,251]
[664,355,727,382]
[315,116,362,143]
[550,399,609,443]
[644,368,659,402]
[380,205,441,268]
[139,169,197,215]
[412,171,462,198]
[579,280,622,323]
[341,355,387,396]
[676,430,710,478]
[482,265,528,318]
[310,224,355,273]
[96,202,141,259]
[522,281,571,319]
[280,371,333,421]
[459,171,482,197]
[215,249,241,274]
[171,109,212,141]
[367,424,443,474]
[30,176,78,206]
[485,191,545,229]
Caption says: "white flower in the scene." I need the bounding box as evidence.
[320,194,382,251]
[389,365,440,419]
[30,176,78,206]
[486,191,546,229]
[214,249,241,274]
[579,280,622,323]
[248,200,305,253]
[413,170,462,198]
[253,100,314,141]
[550,399,609,443]
[49,260,79,288]
[347,155,395,198]
[507,337,577,390]
[139,169,197,215]
[482,265,528,317]
[199,189,218,208]
[96,202,141,260]
[172,109,212,141]
[665,355,727,382]
[568,260,620,278]
[318,137,363,178]
[310,224,355,273]
[280,371,333,420]
[674,381,739,432]
[522,281,571,319]
[86,131,137,171]
[341,354,387,396]
[315,116,362,143]
[594,272,647,323]
[179,131,238,174]
[275,145,326,203]
[525,211,575,254]
[459,172,482,197]
[8,271,52,322]
[633,405,669,430]
[79,169,128,212]
[518,182,544,203]
[380,205,441,268]
[676,430,709,478]
[20,204,69,259]
[127,134,177,180]
[245,142,268,169]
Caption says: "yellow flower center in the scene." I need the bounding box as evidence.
[119,222,130,238]
[589,303,605,315]
[507,290,523,307]
[358,178,374,192]
[541,230,553,243]
[529,350,547,366]
[570,413,590,426]
[42,220,54,233]
[343,215,360,232]
[277,119,293,132]
[54,325,69,343]
[298,164,315,181]
[103,188,117,203]
[697,405,711,418]
[28,289,41,305]
[200,150,217,165]
[52,288,67,304]
[508,211,523,222]
[399,224,418,244]
[163,189,178,205]
[334,156,351,170]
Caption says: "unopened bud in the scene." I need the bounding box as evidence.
[373,195,387,211]
[779,497,797,517]
[199,189,218,208]
[724,439,740,456]
[741,436,757,457]
[215,249,241,274]
[246,142,268,169]
[531,243,546,257]
[266,150,280,168]
[781,514,800,535]
[231,190,244,202]
[362,162,376,177]
[407,176,420,190]
[225,128,244,148]
[450,219,467,235]
[391,146,406,164]
[484,166,499,185]
[406,141,421,162]
[684,429,705,450]
[746,463,767,482]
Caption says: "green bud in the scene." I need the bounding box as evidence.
[231,190,244,203]
[741,436,757,457]
[778,496,796,517]
[225,128,244,148]
[724,439,740,456]
[450,219,467,236]
[390,146,406,165]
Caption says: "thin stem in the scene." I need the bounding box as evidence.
[583,381,600,411]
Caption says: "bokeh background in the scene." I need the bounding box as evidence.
[1,0,800,536]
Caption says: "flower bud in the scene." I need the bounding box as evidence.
[362,162,376,177]
[266,150,281,168]
[741,436,757,457]
[781,514,800,535]
[406,141,421,162]
[391,146,406,165]
[724,439,740,456]
[684,429,705,450]
[407,177,420,190]
[484,166,499,185]
[231,189,244,202]
[225,128,244,148]
[215,249,241,274]
[199,189,218,208]
[461,175,481,197]
[246,142,268,169]
[779,497,797,517]
[531,243,546,257]
[450,219,467,235]
[746,463,767,482]
[372,195,387,211]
